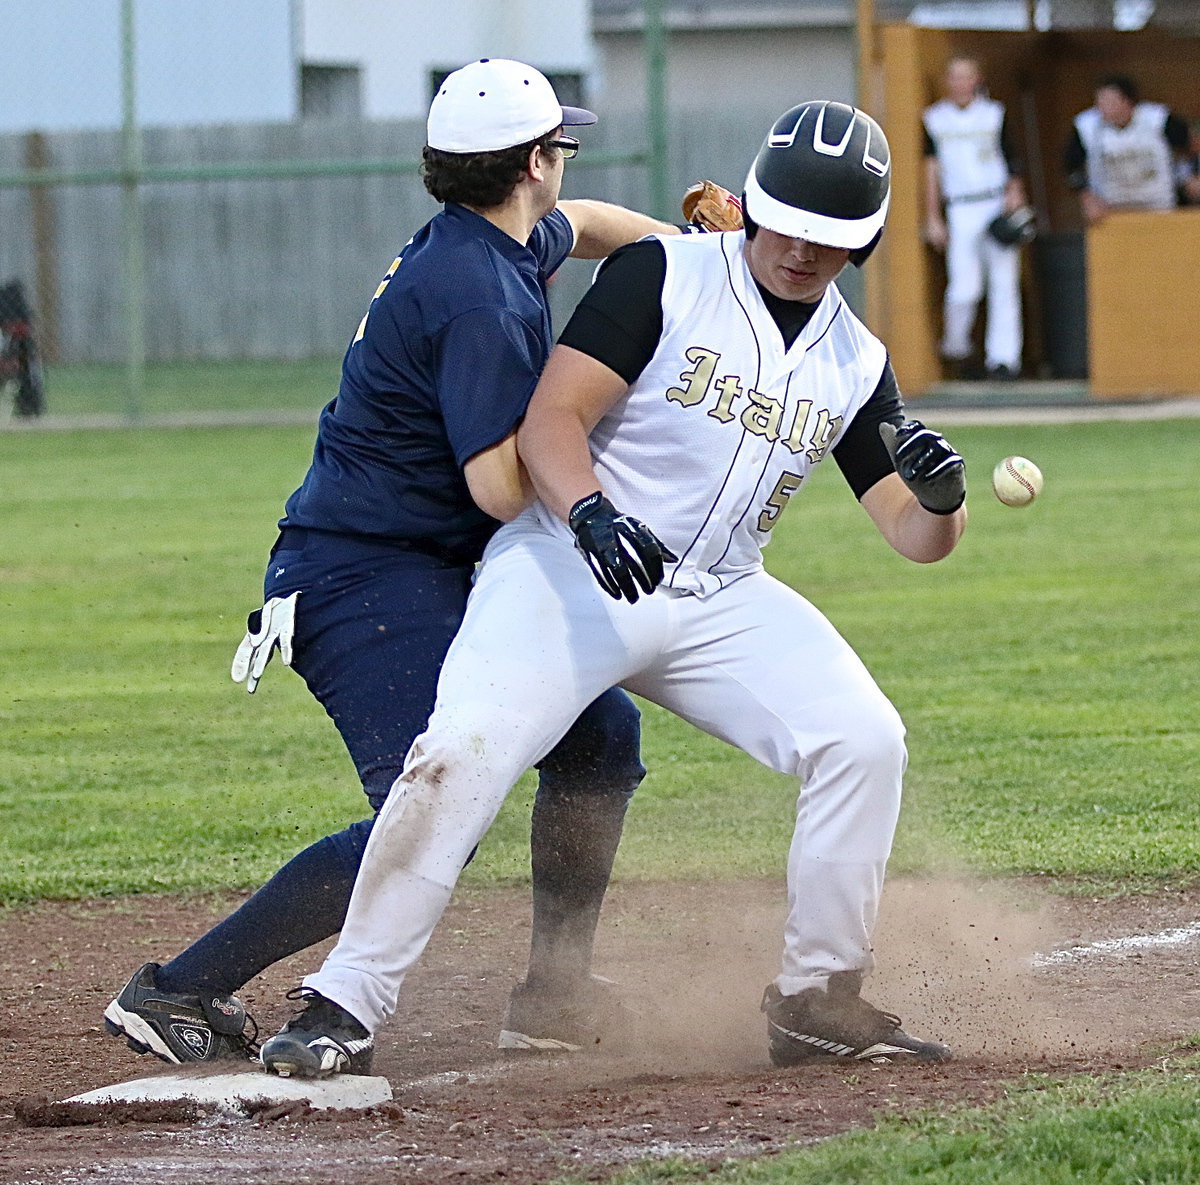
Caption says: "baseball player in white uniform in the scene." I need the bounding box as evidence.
[1065,74,1192,224]
[260,101,968,1078]
[924,57,1028,380]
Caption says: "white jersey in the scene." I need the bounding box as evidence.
[533,231,887,597]
[923,96,1009,202]
[1074,103,1176,210]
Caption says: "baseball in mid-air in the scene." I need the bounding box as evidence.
[992,456,1043,507]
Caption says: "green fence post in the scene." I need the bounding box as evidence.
[644,0,669,221]
[120,0,145,422]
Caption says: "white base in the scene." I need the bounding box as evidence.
[65,1068,393,1112]
[497,1028,581,1052]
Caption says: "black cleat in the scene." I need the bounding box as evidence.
[260,989,375,1078]
[762,973,951,1067]
[103,962,256,1064]
[498,974,638,1053]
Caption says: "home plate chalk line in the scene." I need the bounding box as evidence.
[1032,921,1200,968]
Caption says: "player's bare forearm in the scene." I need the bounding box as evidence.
[1080,189,1108,226]
[559,200,680,259]
[861,473,966,563]
[1004,176,1028,211]
[517,345,630,521]
[463,432,536,522]
[518,405,596,521]
[923,156,943,221]
[922,159,948,248]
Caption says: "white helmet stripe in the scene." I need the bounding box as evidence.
[862,126,890,177]
[812,105,855,158]
[768,112,803,149]
[742,166,890,249]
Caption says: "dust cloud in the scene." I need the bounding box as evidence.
[587,876,1179,1072]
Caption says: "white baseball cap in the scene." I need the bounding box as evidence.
[427,58,597,154]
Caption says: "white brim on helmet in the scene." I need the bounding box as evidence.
[743,166,890,250]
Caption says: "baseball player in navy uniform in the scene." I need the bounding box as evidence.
[1065,74,1192,224]
[923,57,1028,381]
[103,59,682,1066]
[258,101,966,1079]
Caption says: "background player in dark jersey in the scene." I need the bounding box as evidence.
[104,58,682,1065]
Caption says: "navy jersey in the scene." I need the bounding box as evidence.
[282,203,574,562]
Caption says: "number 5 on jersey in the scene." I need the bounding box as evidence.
[758,471,804,532]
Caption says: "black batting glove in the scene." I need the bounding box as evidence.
[568,491,679,604]
[879,420,966,515]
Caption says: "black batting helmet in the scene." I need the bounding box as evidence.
[743,101,891,266]
[986,205,1037,247]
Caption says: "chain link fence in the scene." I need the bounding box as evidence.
[0,0,664,422]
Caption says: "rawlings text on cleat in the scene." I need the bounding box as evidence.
[103,963,256,1065]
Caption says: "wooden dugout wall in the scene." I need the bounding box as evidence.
[864,24,1200,398]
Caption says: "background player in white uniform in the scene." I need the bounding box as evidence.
[260,101,968,1078]
[924,57,1028,381]
[1065,74,1192,224]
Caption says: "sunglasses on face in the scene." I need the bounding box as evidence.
[547,135,580,160]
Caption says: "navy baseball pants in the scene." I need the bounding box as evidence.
[160,529,644,996]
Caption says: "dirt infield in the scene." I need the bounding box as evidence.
[4,877,1200,1185]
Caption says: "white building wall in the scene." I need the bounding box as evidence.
[299,0,595,120]
[0,0,296,133]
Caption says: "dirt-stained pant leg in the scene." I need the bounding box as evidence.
[623,572,906,997]
[303,522,664,1031]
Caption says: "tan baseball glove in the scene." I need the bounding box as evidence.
[681,180,744,232]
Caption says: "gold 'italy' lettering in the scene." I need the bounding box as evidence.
[740,389,783,441]
[780,399,812,455]
[708,374,742,423]
[665,347,719,406]
[805,409,843,463]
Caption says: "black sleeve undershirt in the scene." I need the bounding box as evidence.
[1064,125,1088,190]
[1000,112,1024,177]
[557,237,905,500]
[1165,112,1191,152]
[832,360,905,500]
[556,239,666,384]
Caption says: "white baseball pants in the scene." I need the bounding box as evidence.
[942,196,1022,371]
[305,518,907,1033]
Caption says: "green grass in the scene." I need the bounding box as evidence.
[41,358,339,418]
[781,419,1200,891]
[1,417,1198,901]
[558,1057,1200,1185]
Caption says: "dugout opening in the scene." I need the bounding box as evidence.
[866,24,1200,398]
